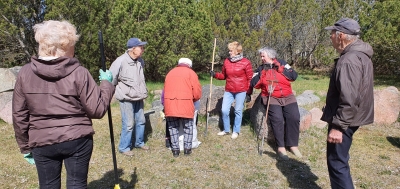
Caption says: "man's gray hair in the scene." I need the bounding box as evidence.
[258,47,277,59]
[336,31,359,41]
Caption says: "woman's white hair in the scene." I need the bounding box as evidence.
[33,20,80,57]
[258,47,277,59]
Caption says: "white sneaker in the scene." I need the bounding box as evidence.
[217,131,228,136]
[231,132,239,139]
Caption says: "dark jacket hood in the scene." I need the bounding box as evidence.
[342,39,374,58]
[30,56,80,80]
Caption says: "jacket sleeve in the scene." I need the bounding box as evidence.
[109,57,121,86]
[250,65,264,89]
[245,60,254,92]
[191,73,202,102]
[12,72,31,154]
[78,67,115,119]
[214,59,227,80]
[278,59,298,81]
[253,70,266,90]
[332,62,362,131]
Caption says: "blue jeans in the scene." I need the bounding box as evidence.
[221,91,246,133]
[32,136,93,189]
[118,100,146,153]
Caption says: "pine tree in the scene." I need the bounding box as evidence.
[106,0,213,81]
[0,0,45,67]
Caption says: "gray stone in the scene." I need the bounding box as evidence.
[299,107,312,131]
[0,91,13,110]
[152,90,163,95]
[0,101,12,124]
[0,67,19,93]
[296,90,320,106]
[250,94,275,143]
[152,100,163,111]
[199,84,225,116]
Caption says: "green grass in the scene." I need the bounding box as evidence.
[1,74,399,188]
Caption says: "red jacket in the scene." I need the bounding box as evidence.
[214,58,253,93]
[164,64,202,118]
[253,59,296,98]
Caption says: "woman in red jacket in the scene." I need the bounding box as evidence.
[210,41,253,139]
[250,47,301,160]
[164,58,202,157]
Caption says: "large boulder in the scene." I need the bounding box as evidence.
[199,85,260,116]
[374,86,400,125]
[309,107,327,129]
[0,67,20,93]
[0,101,12,124]
[299,107,312,131]
[199,84,225,116]
[0,88,15,124]
[0,67,21,124]
[249,94,275,143]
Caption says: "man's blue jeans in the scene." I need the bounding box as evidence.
[221,91,246,133]
[118,100,146,153]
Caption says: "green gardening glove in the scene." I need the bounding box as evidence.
[99,69,113,83]
[23,153,35,165]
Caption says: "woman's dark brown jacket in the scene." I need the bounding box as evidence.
[13,56,115,154]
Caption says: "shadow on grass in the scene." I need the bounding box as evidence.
[386,136,400,149]
[88,168,138,189]
[216,106,253,131]
[264,151,321,189]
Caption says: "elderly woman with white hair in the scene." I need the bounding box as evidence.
[249,47,301,160]
[12,20,115,188]
[163,58,202,157]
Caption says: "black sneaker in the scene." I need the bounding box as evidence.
[172,150,180,157]
[165,138,171,148]
[184,149,192,156]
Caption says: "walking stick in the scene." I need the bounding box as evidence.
[205,38,217,136]
[258,79,277,156]
[98,31,120,189]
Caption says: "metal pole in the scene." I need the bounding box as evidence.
[98,31,120,189]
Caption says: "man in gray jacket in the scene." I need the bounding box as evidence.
[110,38,149,156]
[322,18,374,189]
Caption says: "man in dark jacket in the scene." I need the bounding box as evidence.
[322,18,374,189]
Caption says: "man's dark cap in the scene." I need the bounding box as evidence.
[325,18,361,35]
[127,38,147,48]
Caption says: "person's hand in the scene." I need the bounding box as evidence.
[327,128,343,143]
[245,94,251,103]
[209,70,215,77]
[99,69,113,83]
[23,153,35,165]
[272,60,284,72]
[273,60,280,67]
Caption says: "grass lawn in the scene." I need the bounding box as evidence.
[1,74,399,188]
